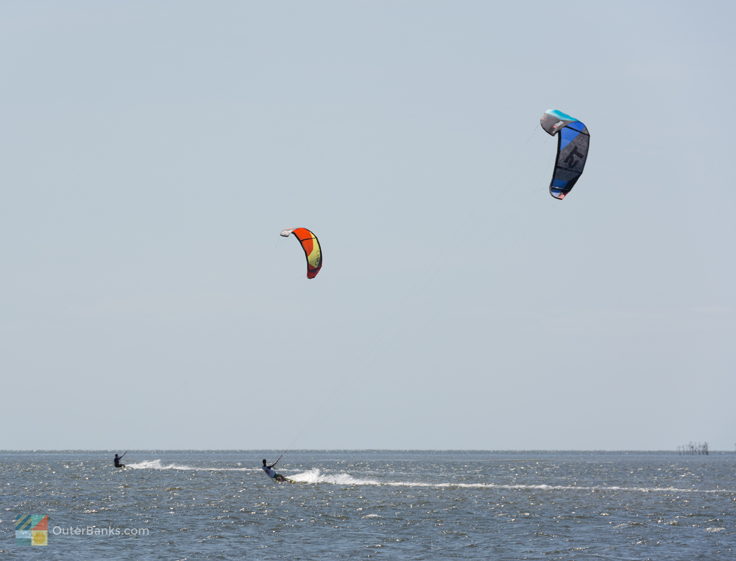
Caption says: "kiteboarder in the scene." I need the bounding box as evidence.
[114,452,126,468]
[261,458,288,482]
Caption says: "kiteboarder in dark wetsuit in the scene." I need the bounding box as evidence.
[114,452,126,468]
[262,458,288,482]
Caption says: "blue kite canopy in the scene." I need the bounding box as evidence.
[540,109,589,200]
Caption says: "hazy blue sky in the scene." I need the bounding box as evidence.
[2,1,734,450]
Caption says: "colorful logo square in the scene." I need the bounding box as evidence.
[15,515,48,546]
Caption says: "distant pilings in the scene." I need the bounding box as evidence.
[677,442,709,455]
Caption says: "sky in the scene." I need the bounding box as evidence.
[1,1,734,450]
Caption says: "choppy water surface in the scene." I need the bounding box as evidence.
[2,450,734,560]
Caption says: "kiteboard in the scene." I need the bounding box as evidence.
[274,475,297,484]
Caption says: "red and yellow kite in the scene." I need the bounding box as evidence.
[280,227,322,279]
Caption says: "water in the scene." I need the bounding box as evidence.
[2,450,734,560]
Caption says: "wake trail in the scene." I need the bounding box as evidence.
[288,469,736,495]
[125,459,257,472]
